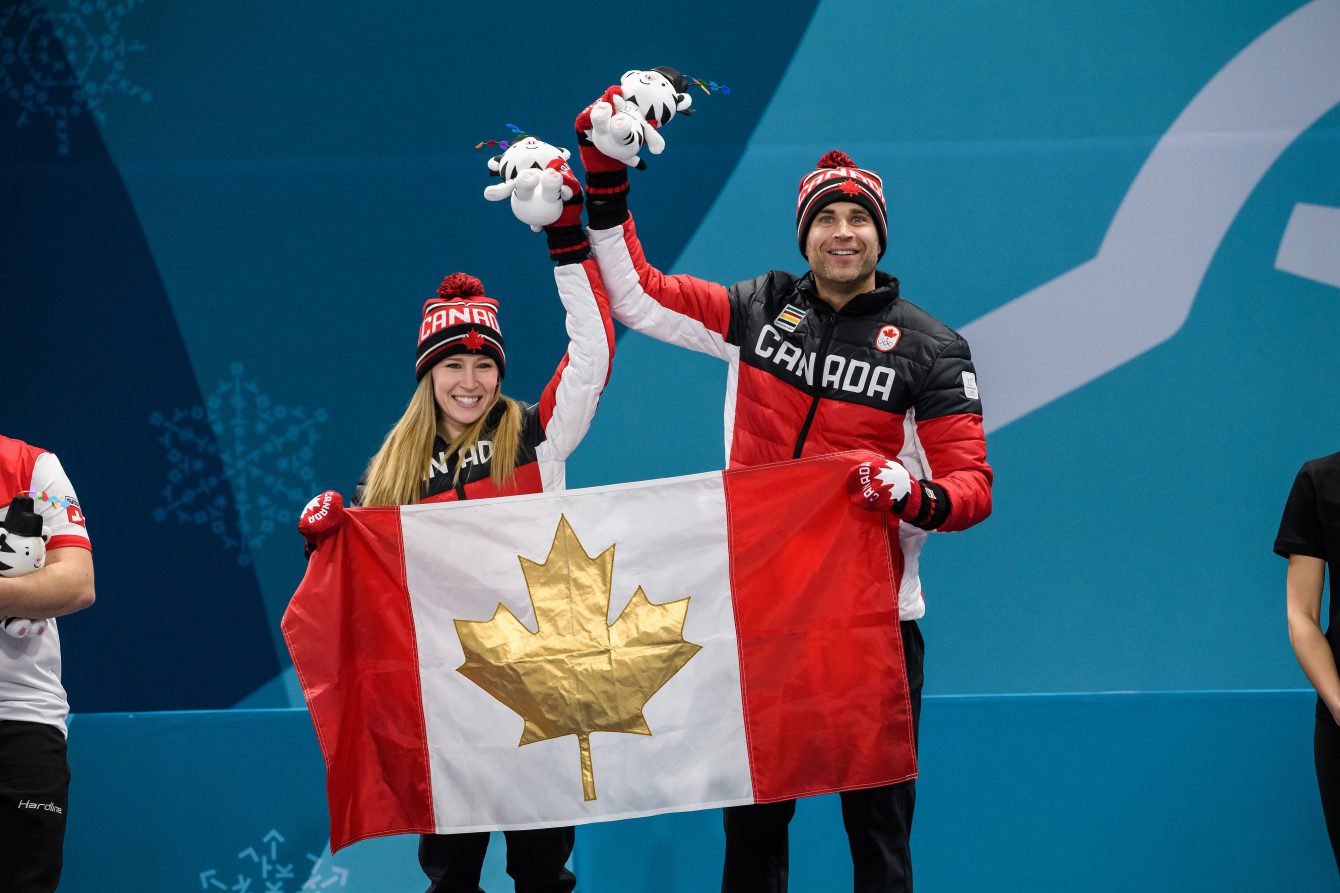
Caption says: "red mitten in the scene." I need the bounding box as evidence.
[506,154,582,234]
[576,86,632,229]
[847,458,912,512]
[543,158,590,265]
[299,490,345,556]
[545,158,585,230]
[575,85,628,177]
[846,459,951,530]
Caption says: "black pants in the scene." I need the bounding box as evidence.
[722,620,924,893]
[0,720,70,893]
[1315,711,1340,874]
[419,826,576,893]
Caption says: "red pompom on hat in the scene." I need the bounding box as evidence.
[816,149,856,169]
[437,273,486,300]
[795,149,888,260]
[414,273,506,381]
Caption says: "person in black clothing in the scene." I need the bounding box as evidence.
[1277,450,1340,873]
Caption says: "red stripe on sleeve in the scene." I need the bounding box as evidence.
[621,217,732,339]
[723,452,917,801]
[915,413,993,532]
[538,355,570,430]
[282,507,434,850]
[46,535,91,552]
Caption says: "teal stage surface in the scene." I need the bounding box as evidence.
[62,691,1335,892]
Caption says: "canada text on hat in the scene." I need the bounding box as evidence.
[419,302,500,342]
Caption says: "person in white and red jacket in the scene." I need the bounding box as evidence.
[575,79,992,893]
[0,435,95,893]
[300,159,611,893]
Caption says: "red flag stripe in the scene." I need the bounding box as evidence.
[282,507,435,850]
[723,452,917,801]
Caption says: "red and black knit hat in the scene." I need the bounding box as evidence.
[414,273,506,381]
[795,150,888,259]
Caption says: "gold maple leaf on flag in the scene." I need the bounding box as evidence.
[454,515,702,801]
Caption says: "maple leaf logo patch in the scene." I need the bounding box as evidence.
[454,515,701,800]
[838,180,863,196]
[462,329,487,351]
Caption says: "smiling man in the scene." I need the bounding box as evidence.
[577,127,993,893]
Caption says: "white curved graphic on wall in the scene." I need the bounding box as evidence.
[1277,202,1340,288]
[964,0,1340,433]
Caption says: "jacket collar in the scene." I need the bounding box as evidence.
[797,270,900,315]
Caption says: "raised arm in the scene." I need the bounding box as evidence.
[576,87,738,362]
[534,254,616,463]
[505,156,617,466]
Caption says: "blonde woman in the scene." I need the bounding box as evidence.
[300,164,613,892]
[354,264,612,509]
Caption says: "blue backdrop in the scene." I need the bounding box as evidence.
[3,0,1338,889]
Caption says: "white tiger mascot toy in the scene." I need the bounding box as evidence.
[0,495,51,639]
[482,136,574,232]
[584,67,694,169]
[620,66,694,127]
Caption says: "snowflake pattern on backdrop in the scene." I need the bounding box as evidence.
[151,363,327,566]
[198,829,350,892]
[0,0,150,155]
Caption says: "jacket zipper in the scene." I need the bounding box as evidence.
[438,446,469,501]
[792,309,837,459]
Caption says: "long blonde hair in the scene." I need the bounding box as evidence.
[360,375,524,507]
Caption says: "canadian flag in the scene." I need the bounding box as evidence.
[283,452,915,851]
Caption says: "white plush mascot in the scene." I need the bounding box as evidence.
[0,495,51,639]
[620,67,694,127]
[584,66,694,169]
[482,136,574,232]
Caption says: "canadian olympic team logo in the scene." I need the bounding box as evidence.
[876,325,901,352]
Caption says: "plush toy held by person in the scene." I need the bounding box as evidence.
[482,136,575,231]
[618,67,693,127]
[0,495,51,638]
[579,67,693,169]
